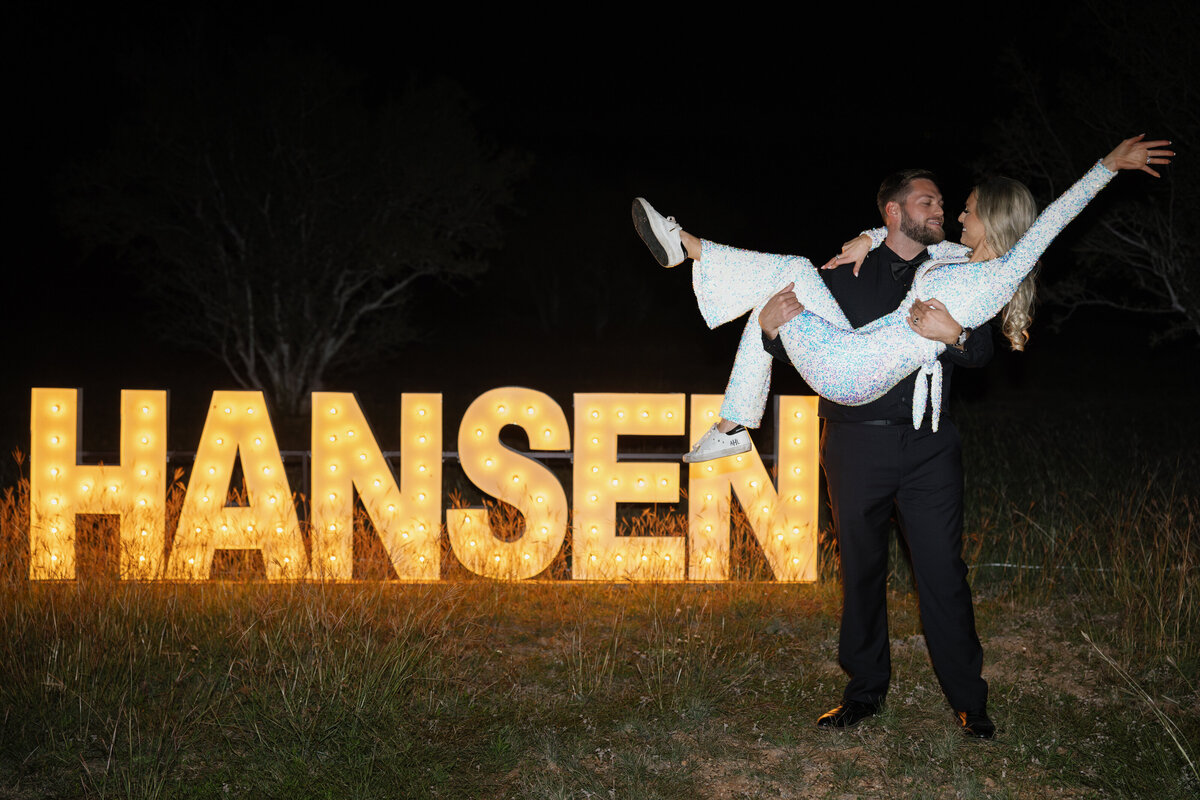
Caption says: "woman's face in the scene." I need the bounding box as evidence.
[958,190,986,252]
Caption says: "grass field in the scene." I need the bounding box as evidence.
[1,397,1197,799]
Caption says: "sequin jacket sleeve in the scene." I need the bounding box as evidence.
[915,161,1117,329]
[861,226,971,261]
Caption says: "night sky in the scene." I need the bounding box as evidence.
[7,2,1198,474]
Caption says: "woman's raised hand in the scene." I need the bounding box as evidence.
[1101,134,1175,177]
[822,233,873,276]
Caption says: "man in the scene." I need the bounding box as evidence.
[759,169,996,739]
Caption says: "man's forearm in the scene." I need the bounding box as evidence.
[945,323,994,368]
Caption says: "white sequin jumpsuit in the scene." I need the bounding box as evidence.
[692,162,1115,431]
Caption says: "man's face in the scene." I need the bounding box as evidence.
[897,178,945,246]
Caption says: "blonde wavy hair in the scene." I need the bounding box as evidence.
[972,177,1039,350]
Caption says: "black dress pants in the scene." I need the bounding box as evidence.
[821,419,987,713]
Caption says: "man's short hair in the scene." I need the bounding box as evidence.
[877,169,939,221]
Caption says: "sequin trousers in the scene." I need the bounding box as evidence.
[690,161,1115,431]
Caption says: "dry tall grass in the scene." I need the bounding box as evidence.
[0,432,1196,798]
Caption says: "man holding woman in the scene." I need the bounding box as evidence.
[633,135,1173,738]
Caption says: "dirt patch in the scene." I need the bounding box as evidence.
[983,605,1111,704]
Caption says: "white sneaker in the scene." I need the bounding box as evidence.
[632,198,686,267]
[683,423,753,463]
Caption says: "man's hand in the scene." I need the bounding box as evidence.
[821,233,872,276]
[907,298,963,346]
[759,282,805,339]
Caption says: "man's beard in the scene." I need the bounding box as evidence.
[901,210,945,245]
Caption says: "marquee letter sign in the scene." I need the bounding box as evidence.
[447,388,571,580]
[30,389,167,580]
[29,388,819,583]
[166,391,305,580]
[571,393,685,580]
[310,392,442,580]
[687,395,818,582]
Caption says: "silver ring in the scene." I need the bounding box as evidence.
[1147,155,1152,164]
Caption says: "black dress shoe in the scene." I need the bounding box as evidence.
[816,700,880,729]
[956,709,996,739]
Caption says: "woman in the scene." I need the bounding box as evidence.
[632,135,1173,461]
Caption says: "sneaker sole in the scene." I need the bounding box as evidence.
[632,200,678,268]
[682,440,753,463]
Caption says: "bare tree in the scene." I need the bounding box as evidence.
[975,1,1198,343]
[63,47,525,414]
